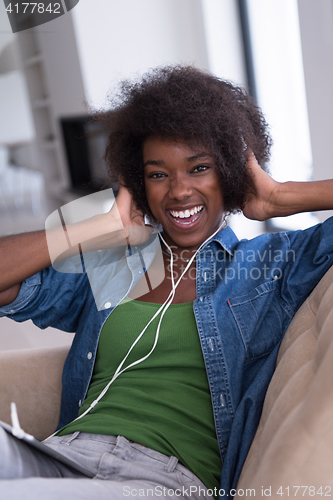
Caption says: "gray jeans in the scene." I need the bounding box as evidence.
[0,428,210,499]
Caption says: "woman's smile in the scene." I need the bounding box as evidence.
[143,136,225,251]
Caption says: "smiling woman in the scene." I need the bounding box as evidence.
[96,65,272,220]
[143,137,224,252]
[0,65,333,500]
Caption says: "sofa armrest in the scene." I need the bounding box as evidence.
[236,265,333,495]
[0,346,69,440]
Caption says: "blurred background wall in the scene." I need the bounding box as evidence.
[0,0,332,350]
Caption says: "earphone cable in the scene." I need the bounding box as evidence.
[65,219,226,423]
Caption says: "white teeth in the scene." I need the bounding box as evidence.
[170,205,203,219]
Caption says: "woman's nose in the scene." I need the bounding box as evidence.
[169,176,193,199]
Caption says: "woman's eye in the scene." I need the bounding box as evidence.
[192,165,210,173]
[149,172,166,179]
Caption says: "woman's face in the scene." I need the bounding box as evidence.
[143,136,224,251]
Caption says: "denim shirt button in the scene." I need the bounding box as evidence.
[78,400,82,407]
[87,352,92,360]
[199,296,204,302]
[104,302,111,309]
[208,338,214,351]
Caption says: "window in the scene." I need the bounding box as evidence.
[246,0,318,230]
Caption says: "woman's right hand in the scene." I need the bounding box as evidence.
[107,183,154,246]
[48,183,153,263]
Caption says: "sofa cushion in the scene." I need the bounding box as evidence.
[0,346,69,440]
[236,266,333,497]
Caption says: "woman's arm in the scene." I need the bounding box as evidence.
[0,215,124,301]
[0,231,51,304]
[243,153,333,221]
[0,186,152,305]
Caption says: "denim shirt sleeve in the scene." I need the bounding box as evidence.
[0,273,41,317]
[0,266,91,332]
[280,216,333,314]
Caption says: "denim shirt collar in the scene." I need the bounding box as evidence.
[206,225,238,256]
[158,225,238,258]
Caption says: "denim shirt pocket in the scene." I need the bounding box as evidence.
[228,280,288,361]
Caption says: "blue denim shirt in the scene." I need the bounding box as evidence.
[1,218,333,494]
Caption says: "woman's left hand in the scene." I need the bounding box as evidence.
[243,152,333,220]
[242,152,280,221]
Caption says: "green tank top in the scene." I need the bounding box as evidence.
[57,299,222,491]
